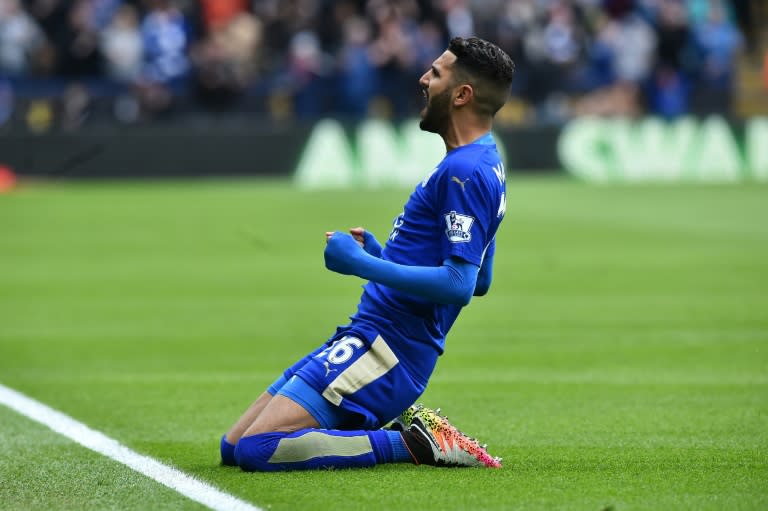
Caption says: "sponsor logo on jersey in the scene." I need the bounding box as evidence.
[450,176,470,192]
[444,211,474,242]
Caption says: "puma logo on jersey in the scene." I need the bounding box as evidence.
[451,176,470,192]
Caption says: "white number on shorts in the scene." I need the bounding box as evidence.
[326,337,365,365]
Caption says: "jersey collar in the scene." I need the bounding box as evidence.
[471,132,495,146]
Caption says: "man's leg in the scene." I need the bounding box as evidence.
[225,335,501,471]
[225,392,274,443]
[234,376,415,472]
[219,391,274,465]
[234,386,503,471]
[242,393,321,435]
[221,346,326,465]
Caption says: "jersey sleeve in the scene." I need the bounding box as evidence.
[483,237,496,262]
[436,162,495,267]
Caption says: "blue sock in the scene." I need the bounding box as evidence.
[385,430,414,463]
[235,428,414,472]
[220,435,237,466]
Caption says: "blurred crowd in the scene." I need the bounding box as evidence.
[0,0,762,129]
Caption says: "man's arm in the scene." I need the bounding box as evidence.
[474,241,495,296]
[324,231,478,306]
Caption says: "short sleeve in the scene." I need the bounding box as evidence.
[483,237,496,262]
[437,165,494,267]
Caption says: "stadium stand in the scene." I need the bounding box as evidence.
[0,0,765,130]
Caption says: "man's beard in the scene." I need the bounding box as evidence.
[419,88,451,134]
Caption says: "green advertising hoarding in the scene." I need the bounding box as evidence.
[559,116,768,183]
[293,119,507,188]
[295,116,767,188]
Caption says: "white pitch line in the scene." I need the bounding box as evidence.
[0,383,261,511]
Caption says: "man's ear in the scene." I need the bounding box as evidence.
[453,84,474,107]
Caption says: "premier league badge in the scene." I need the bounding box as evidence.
[444,211,474,242]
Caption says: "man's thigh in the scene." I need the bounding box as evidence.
[242,394,320,436]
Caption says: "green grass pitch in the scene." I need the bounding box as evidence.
[0,177,766,510]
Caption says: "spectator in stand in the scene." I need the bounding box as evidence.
[57,0,104,76]
[198,0,248,31]
[91,0,123,31]
[257,0,317,80]
[100,4,143,82]
[412,19,446,75]
[135,0,191,114]
[27,0,67,40]
[521,1,588,120]
[337,16,376,118]
[140,0,190,85]
[367,0,419,117]
[492,0,533,98]
[730,0,756,56]
[685,0,714,25]
[0,0,47,75]
[605,4,657,85]
[315,0,359,57]
[286,30,328,118]
[574,0,656,118]
[0,0,754,122]
[543,2,581,70]
[691,0,742,114]
[655,0,693,72]
[55,0,102,130]
[222,13,261,85]
[582,13,616,90]
[191,10,262,109]
[647,0,692,118]
[442,0,474,39]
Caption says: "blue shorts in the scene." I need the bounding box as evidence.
[268,324,430,430]
[271,375,358,429]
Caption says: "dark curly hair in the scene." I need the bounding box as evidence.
[448,37,515,117]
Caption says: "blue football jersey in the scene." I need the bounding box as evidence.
[349,133,506,382]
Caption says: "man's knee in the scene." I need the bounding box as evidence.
[235,432,284,472]
[220,435,237,466]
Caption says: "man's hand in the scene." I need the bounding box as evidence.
[325,227,383,258]
[349,227,383,258]
[324,231,368,275]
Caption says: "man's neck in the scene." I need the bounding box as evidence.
[441,114,493,152]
